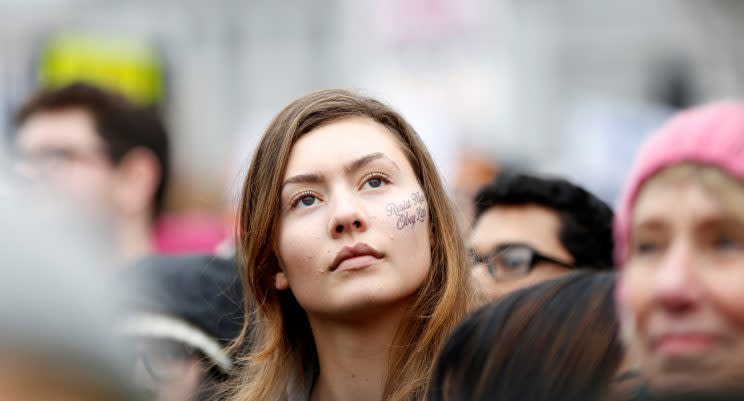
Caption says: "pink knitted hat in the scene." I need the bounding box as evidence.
[614,101,744,267]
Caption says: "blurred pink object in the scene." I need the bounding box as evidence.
[153,213,231,254]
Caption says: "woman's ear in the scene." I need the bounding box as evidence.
[271,252,289,290]
[274,271,289,290]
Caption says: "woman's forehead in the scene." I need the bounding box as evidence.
[633,177,732,227]
[284,117,414,177]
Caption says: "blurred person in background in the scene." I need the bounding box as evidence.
[0,182,138,401]
[11,82,170,266]
[614,101,744,399]
[118,254,244,401]
[221,89,476,401]
[450,152,499,227]
[469,171,614,299]
[427,271,630,401]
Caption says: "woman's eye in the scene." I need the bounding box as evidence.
[293,194,318,208]
[368,178,383,188]
[635,241,661,255]
[361,174,388,190]
[713,235,742,252]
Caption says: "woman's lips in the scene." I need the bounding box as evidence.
[652,333,720,357]
[330,242,383,272]
[334,255,380,272]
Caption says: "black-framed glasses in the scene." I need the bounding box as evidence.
[470,243,574,280]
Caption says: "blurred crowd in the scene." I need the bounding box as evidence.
[2,5,744,401]
[3,79,744,401]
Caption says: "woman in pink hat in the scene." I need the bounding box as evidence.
[615,101,744,398]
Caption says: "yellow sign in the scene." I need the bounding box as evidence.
[38,32,164,105]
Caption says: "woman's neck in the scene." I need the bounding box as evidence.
[307,303,409,401]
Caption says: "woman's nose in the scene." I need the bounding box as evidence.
[328,192,368,238]
[653,242,702,314]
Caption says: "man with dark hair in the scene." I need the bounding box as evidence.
[469,170,613,299]
[12,82,170,265]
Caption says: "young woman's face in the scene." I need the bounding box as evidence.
[275,117,431,320]
[619,175,744,393]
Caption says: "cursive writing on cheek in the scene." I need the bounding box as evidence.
[385,191,427,230]
[385,198,411,216]
[411,191,425,206]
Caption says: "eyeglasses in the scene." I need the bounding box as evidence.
[470,243,574,280]
[13,146,110,173]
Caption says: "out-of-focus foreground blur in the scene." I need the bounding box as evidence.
[1,0,743,237]
[0,181,135,401]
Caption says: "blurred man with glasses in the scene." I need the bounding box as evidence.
[11,82,169,266]
[469,171,614,299]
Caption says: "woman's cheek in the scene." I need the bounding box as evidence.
[707,271,744,325]
[276,219,325,277]
[617,268,653,328]
[616,272,636,339]
[382,190,428,233]
[379,190,431,273]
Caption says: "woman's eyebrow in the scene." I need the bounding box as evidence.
[281,153,400,189]
[344,152,400,176]
[632,219,667,232]
[281,173,323,189]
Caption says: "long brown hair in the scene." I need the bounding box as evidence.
[225,89,475,401]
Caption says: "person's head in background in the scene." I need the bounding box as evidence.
[12,82,170,265]
[469,171,614,299]
[118,254,243,401]
[0,184,138,401]
[615,101,744,398]
[428,271,626,401]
